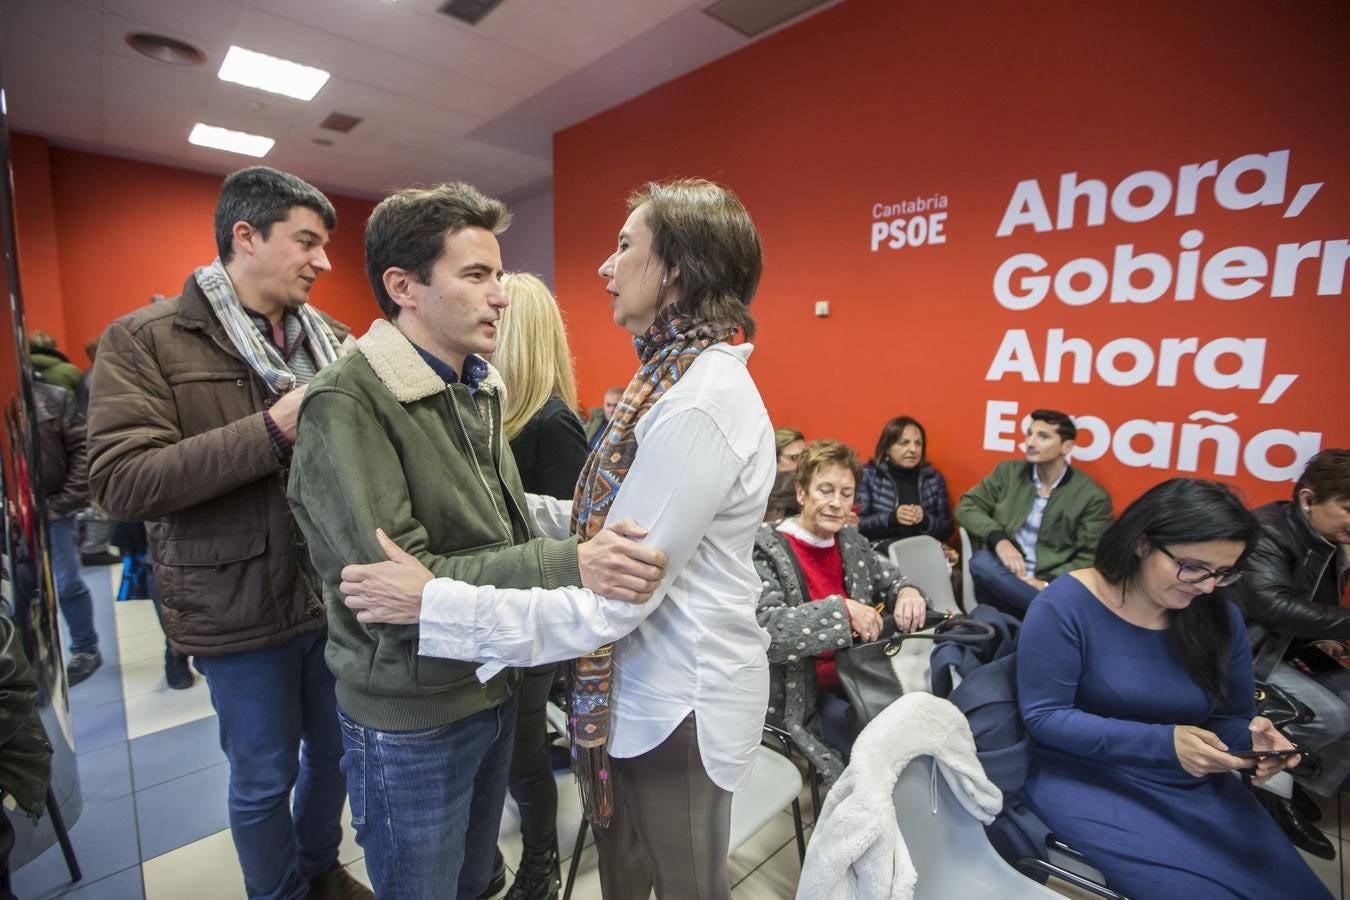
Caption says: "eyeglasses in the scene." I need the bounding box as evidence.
[1156,545,1243,587]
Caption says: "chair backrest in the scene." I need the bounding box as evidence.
[959,527,977,611]
[888,535,960,615]
[729,745,803,851]
[893,756,1062,899]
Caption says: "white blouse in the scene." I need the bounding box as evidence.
[418,343,775,792]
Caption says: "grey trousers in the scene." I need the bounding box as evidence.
[595,714,733,900]
[1266,660,1350,796]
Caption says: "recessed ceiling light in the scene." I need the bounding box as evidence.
[126,32,207,66]
[217,45,330,102]
[188,123,275,158]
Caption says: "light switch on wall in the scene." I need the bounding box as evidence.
[815,300,830,316]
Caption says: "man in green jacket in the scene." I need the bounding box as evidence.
[956,409,1112,616]
[287,182,665,900]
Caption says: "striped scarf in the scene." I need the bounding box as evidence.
[568,309,735,827]
[194,258,342,394]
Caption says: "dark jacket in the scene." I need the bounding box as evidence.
[87,274,349,657]
[0,616,53,816]
[1241,500,1350,679]
[857,460,954,545]
[288,320,582,732]
[33,381,89,518]
[30,348,81,394]
[955,461,1113,580]
[508,394,588,501]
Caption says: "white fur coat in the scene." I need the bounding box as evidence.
[795,693,1001,900]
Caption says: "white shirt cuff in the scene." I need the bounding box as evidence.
[417,578,505,683]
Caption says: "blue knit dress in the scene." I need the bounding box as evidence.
[1017,576,1330,899]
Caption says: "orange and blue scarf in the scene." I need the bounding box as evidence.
[568,308,735,826]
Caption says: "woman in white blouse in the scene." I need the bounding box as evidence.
[341,178,774,900]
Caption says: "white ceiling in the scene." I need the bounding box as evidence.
[0,0,834,201]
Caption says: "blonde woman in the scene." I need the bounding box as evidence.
[490,272,589,899]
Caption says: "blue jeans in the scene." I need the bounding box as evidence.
[968,548,1042,617]
[48,516,98,653]
[194,629,347,900]
[338,694,519,900]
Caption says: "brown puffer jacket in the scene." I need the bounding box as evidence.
[87,275,350,657]
[33,380,89,518]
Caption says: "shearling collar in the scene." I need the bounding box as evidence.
[356,318,506,404]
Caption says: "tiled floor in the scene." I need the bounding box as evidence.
[11,563,1347,898]
[10,566,812,899]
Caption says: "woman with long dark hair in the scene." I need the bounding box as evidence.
[1018,478,1330,899]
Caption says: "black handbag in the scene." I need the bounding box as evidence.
[835,611,996,725]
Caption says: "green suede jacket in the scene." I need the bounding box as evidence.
[955,460,1113,580]
[288,320,582,731]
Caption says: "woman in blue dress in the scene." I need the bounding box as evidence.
[1018,478,1331,899]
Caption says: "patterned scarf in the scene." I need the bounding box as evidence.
[194,258,342,394]
[568,309,735,827]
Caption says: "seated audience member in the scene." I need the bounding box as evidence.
[1242,448,1350,860]
[753,439,929,783]
[956,409,1111,616]
[764,426,805,521]
[857,415,953,550]
[583,384,623,450]
[1019,478,1330,900]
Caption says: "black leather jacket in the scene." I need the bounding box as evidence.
[33,379,89,518]
[1241,499,1350,679]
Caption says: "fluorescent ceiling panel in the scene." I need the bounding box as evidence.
[188,122,275,157]
[217,45,331,101]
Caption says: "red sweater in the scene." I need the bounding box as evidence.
[783,532,849,689]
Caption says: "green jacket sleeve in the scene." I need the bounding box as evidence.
[955,464,1009,549]
[1057,488,1113,576]
[289,387,581,594]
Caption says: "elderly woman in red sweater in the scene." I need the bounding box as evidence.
[753,439,929,782]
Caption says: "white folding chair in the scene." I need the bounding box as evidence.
[893,756,1064,899]
[888,535,960,615]
[959,526,979,612]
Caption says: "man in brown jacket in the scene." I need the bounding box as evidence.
[87,167,368,900]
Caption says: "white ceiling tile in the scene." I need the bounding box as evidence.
[1,0,835,197]
[0,0,105,50]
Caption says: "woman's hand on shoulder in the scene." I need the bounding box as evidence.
[1173,725,1249,778]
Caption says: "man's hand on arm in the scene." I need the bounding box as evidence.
[577,518,668,603]
[341,519,668,624]
[266,385,309,442]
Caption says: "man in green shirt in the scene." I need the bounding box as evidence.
[957,409,1112,616]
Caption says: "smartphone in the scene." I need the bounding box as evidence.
[1230,748,1302,760]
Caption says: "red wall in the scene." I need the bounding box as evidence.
[13,138,380,366]
[10,134,69,347]
[554,0,1350,507]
